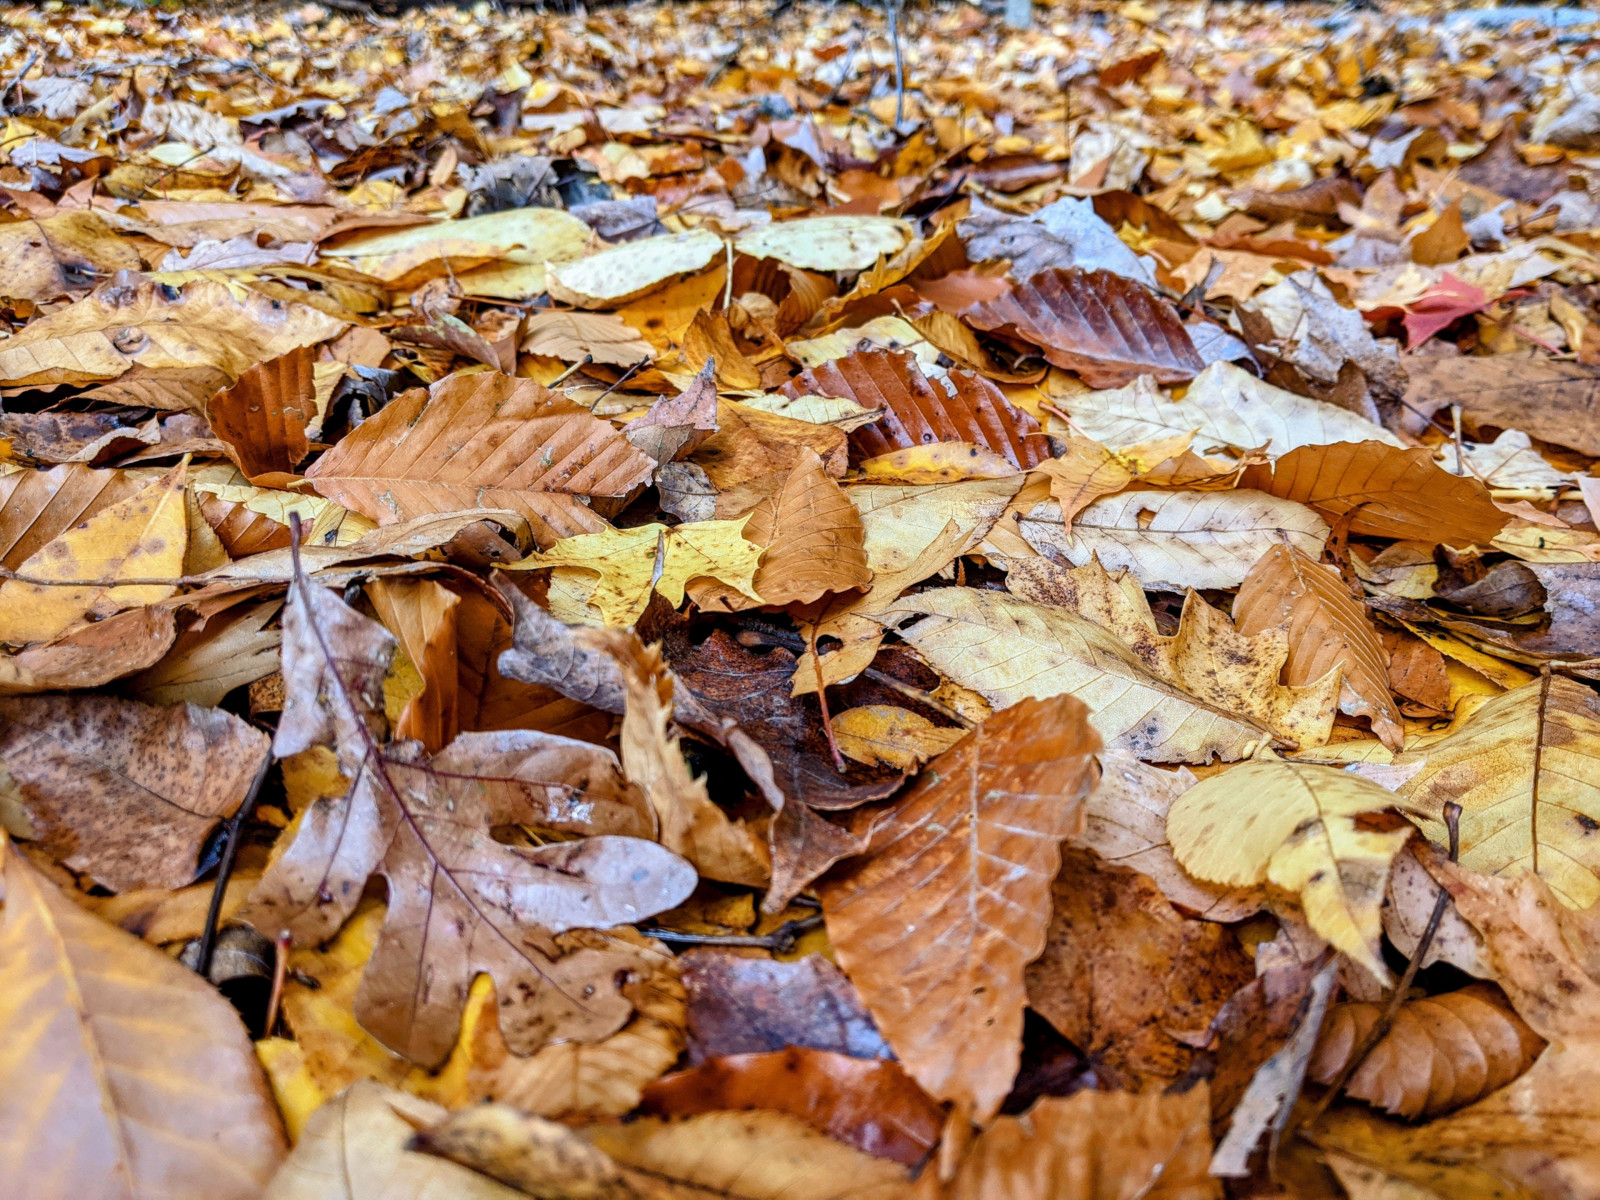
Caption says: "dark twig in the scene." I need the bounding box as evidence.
[1,50,40,114]
[1299,801,1464,1131]
[194,751,272,980]
[588,358,646,411]
[647,913,824,954]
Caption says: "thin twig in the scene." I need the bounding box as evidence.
[862,666,974,728]
[263,931,292,1038]
[1299,801,1464,1131]
[646,913,824,954]
[588,358,645,411]
[550,354,594,388]
[194,751,273,980]
[1,50,40,113]
[882,0,904,127]
[810,624,849,773]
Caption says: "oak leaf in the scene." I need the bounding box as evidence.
[1241,441,1509,544]
[878,588,1278,763]
[240,548,695,1066]
[0,835,286,1200]
[1392,675,1600,908]
[1234,543,1403,751]
[1310,982,1544,1118]
[819,694,1101,1123]
[960,267,1205,388]
[1167,751,1414,982]
[306,371,653,548]
[0,693,269,892]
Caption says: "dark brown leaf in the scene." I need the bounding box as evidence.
[206,346,314,482]
[1401,356,1600,456]
[625,360,720,464]
[960,268,1204,388]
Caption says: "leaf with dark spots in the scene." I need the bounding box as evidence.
[679,949,892,1065]
[0,693,269,892]
[781,347,1050,468]
[960,268,1205,388]
[240,545,694,1067]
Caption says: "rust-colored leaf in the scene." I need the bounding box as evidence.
[781,348,1050,469]
[960,268,1205,388]
[819,694,1101,1123]
[205,346,314,483]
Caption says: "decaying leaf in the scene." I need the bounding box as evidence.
[1167,751,1413,982]
[0,835,286,1200]
[820,694,1100,1122]
[206,347,315,482]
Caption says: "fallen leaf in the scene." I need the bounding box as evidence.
[1234,543,1404,750]
[1242,442,1509,545]
[641,1046,942,1165]
[961,268,1205,388]
[0,210,142,303]
[880,588,1278,763]
[547,228,724,307]
[1401,356,1600,457]
[323,206,592,293]
[1167,751,1413,982]
[625,360,720,463]
[0,835,286,1199]
[0,605,178,695]
[959,194,1160,287]
[1392,675,1600,909]
[0,461,188,645]
[820,694,1101,1123]
[1310,982,1544,1118]
[306,371,652,548]
[521,309,654,366]
[832,705,966,770]
[206,347,315,482]
[1025,847,1254,1087]
[735,215,912,271]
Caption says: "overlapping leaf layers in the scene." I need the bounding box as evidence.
[4,0,1600,1195]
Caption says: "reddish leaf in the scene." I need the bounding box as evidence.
[960,268,1204,387]
[205,346,314,482]
[781,348,1049,469]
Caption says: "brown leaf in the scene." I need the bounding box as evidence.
[493,577,629,717]
[0,463,147,571]
[934,1087,1218,1200]
[1401,355,1600,457]
[679,949,892,1065]
[0,605,177,694]
[642,1047,942,1165]
[1382,628,1451,712]
[206,346,314,482]
[307,371,653,548]
[1234,543,1403,750]
[241,551,694,1066]
[1310,982,1545,1118]
[780,348,1050,469]
[625,359,719,463]
[521,309,654,366]
[0,211,142,303]
[683,309,763,389]
[960,268,1205,388]
[693,399,850,515]
[819,694,1101,1123]
[1025,847,1254,1087]
[0,693,269,891]
[0,836,286,1199]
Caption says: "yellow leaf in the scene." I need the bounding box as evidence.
[509,516,764,626]
[1167,751,1414,983]
[0,461,188,644]
[858,442,1020,485]
[733,214,912,272]
[547,228,723,308]
[321,207,592,294]
[833,705,967,770]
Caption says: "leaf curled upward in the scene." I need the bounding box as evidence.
[241,535,695,1067]
[819,694,1101,1124]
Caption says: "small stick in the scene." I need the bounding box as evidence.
[882,0,904,127]
[1300,801,1463,1130]
[193,751,272,979]
[1452,405,1466,476]
[263,930,292,1038]
[1,50,39,113]
[864,667,975,728]
[550,354,594,388]
[809,625,849,773]
[647,913,824,954]
[588,358,645,411]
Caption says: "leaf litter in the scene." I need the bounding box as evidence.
[3,1,1600,1197]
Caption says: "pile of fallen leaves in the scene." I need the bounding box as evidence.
[4,0,1600,1196]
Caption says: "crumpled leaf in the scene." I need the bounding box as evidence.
[306,371,653,548]
[1011,487,1331,591]
[0,692,269,892]
[880,588,1278,763]
[1392,675,1600,909]
[240,547,695,1067]
[0,276,346,389]
[781,348,1050,469]
[1167,751,1414,983]
[1006,554,1340,749]
[0,461,188,645]
[959,194,1159,287]
[1234,543,1403,751]
[625,360,719,463]
[961,267,1205,388]
[0,835,286,1200]
[1310,982,1544,1118]
[819,694,1101,1123]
